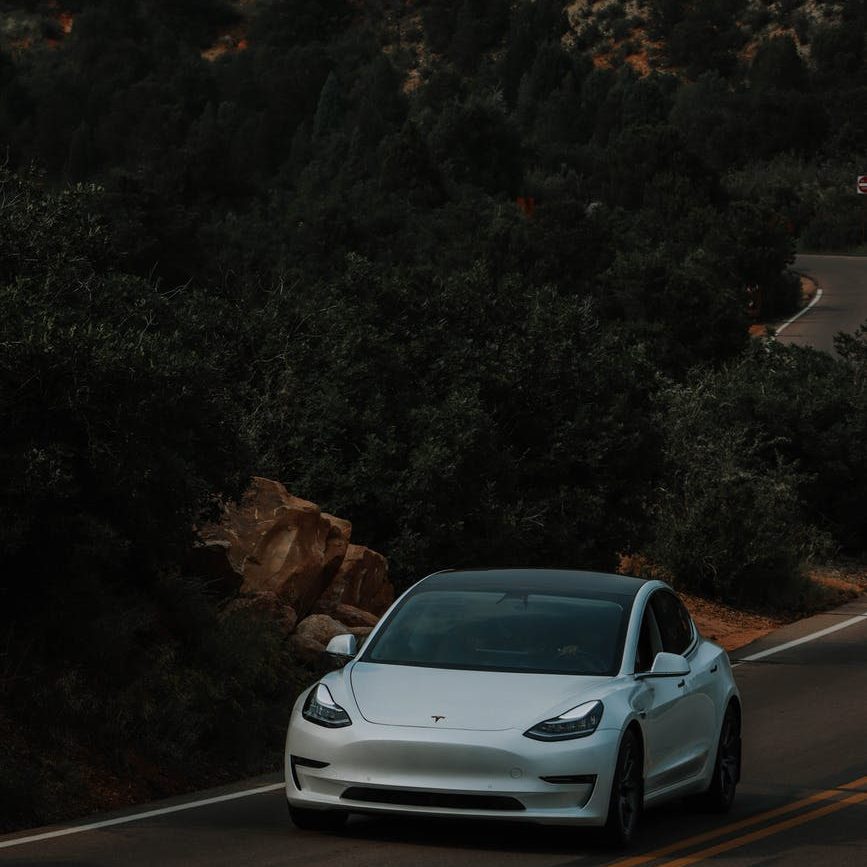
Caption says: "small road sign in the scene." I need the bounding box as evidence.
[857,175,867,194]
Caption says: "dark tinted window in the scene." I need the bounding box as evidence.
[650,591,693,655]
[634,602,666,673]
[635,610,656,673]
[362,589,631,676]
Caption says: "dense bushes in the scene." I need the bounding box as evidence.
[650,340,867,603]
[0,597,308,832]
[651,418,809,605]
[248,254,660,578]
[0,169,305,831]
[651,354,810,604]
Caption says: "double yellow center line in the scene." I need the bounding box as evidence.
[609,774,867,866]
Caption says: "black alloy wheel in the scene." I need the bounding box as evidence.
[287,802,348,833]
[604,728,643,846]
[703,702,741,812]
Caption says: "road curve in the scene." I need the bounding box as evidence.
[3,598,867,866]
[780,255,867,353]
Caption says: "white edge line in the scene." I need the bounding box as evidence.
[732,613,867,667]
[774,284,823,337]
[0,782,285,850]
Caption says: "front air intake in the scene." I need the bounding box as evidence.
[289,755,329,791]
[340,787,525,811]
[540,773,597,785]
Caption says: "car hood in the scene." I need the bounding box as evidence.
[349,662,609,730]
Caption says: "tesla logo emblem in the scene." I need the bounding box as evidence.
[431,715,446,723]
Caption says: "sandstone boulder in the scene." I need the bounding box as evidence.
[201,477,352,619]
[334,603,379,628]
[317,545,393,616]
[290,614,349,664]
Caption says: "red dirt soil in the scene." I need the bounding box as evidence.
[683,562,867,651]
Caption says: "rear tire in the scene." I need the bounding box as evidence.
[701,702,741,813]
[604,728,643,847]
[287,802,348,833]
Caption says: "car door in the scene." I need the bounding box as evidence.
[657,591,723,766]
[649,590,716,789]
[633,591,713,795]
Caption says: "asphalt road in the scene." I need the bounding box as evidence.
[3,256,867,865]
[3,598,867,866]
[781,254,867,353]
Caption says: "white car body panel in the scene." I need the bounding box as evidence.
[351,663,610,730]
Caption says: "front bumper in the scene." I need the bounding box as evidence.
[285,708,621,826]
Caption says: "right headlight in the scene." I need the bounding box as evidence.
[302,684,352,728]
[523,700,603,741]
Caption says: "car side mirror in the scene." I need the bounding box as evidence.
[325,633,358,662]
[637,651,690,679]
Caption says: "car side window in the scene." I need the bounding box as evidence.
[650,591,693,655]
[634,604,663,673]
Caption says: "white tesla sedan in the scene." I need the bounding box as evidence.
[284,569,741,845]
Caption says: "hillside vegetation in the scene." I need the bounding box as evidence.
[2,0,867,829]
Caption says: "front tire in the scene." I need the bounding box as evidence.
[287,802,348,833]
[702,702,741,812]
[604,728,643,847]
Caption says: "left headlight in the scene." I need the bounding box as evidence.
[523,700,603,741]
[302,684,352,728]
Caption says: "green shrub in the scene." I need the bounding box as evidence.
[0,168,308,828]
[651,376,812,605]
[651,421,810,604]
[800,190,865,250]
[650,338,867,605]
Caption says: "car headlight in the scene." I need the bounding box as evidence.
[523,700,603,741]
[302,684,352,728]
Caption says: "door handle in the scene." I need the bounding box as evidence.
[677,679,685,688]
[710,664,718,673]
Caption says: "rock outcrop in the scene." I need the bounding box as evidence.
[316,544,392,616]
[333,603,379,628]
[290,614,349,664]
[200,477,353,619]
[198,477,393,663]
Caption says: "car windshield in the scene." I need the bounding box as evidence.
[362,588,630,676]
